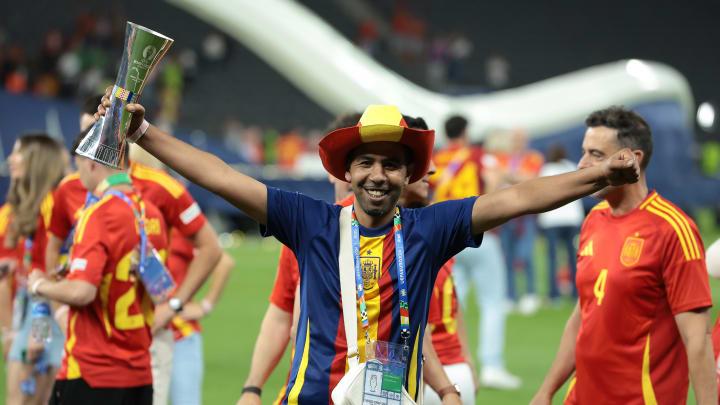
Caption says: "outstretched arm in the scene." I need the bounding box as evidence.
[471,149,638,235]
[96,89,268,224]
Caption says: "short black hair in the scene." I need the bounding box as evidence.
[403,115,429,131]
[325,112,362,133]
[81,94,104,116]
[444,115,467,139]
[585,106,653,169]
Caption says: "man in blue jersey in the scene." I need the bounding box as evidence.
[93,91,639,404]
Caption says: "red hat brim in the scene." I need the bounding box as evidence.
[318,124,435,183]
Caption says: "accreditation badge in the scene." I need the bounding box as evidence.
[362,340,409,405]
[136,245,176,304]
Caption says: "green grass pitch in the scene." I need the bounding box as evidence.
[2,211,719,404]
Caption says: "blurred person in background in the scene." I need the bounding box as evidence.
[29,149,169,405]
[537,145,584,303]
[430,115,520,390]
[3,134,66,405]
[531,107,716,405]
[496,128,545,315]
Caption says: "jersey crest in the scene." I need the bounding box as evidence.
[620,235,644,267]
[361,256,380,290]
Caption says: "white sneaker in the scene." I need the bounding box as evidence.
[481,367,522,390]
[518,294,540,315]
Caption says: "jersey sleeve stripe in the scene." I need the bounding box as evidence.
[407,328,421,400]
[653,197,701,259]
[564,376,577,402]
[40,193,54,229]
[99,273,114,337]
[649,200,699,260]
[75,196,112,244]
[287,320,311,404]
[641,334,658,405]
[638,192,657,210]
[0,204,11,234]
[130,163,185,198]
[65,312,83,379]
[645,204,693,261]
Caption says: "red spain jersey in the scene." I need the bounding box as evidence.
[0,203,22,303]
[167,230,202,341]
[430,145,484,202]
[57,191,168,388]
[48,173,87,241]
[270,245,300,313]
[427,260,465,365]
[566,191,711,405]
[129,162,206,238]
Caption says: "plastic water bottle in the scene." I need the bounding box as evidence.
[30,299,52,344]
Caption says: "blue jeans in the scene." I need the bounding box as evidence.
[543,226,580,299]
[452,234,508,368]
[8,291,65,367]
[170,332,204,405]
[500,216,538,301]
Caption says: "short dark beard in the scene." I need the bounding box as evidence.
[363,207,388,217]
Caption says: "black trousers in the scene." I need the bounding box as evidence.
[50,378,152,405]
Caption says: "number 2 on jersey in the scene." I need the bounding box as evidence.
[593,269,608,306]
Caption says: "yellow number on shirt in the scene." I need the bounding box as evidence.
[112,249,151,330]
[593,269,608,306]
[441,276,457,334]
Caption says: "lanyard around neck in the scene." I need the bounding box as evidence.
[351,206,410,347]
[103,187,148,274]
[96,172,133,194]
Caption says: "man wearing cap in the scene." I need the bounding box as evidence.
[94,91,639,404]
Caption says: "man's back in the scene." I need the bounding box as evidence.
[58,192,168,388]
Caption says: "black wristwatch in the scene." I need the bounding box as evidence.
[168,297,183,313]
[242,386,262,396]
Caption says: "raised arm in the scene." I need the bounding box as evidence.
[530,302,582,405]
[471,149,638,235]
[96,89,268,224]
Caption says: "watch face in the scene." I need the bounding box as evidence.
[169,297,182,311]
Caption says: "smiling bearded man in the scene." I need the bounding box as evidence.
[92,92,640,404]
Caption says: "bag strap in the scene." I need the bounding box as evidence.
[338,205,359,368]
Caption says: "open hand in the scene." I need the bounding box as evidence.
[602,148,639,187]
[95,85,147,136]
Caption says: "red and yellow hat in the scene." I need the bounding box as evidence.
[318,105,435,183]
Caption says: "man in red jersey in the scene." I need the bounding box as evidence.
[28,153,169,405]
[531,106,716,405]
[47,126,222,405]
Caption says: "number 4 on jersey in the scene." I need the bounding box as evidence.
[594,269,608,306]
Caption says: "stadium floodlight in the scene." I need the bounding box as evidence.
[697,101,716,132]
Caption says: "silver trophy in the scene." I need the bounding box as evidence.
[76,22,173,169]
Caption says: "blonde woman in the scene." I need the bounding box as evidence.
[4,133,66,405]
